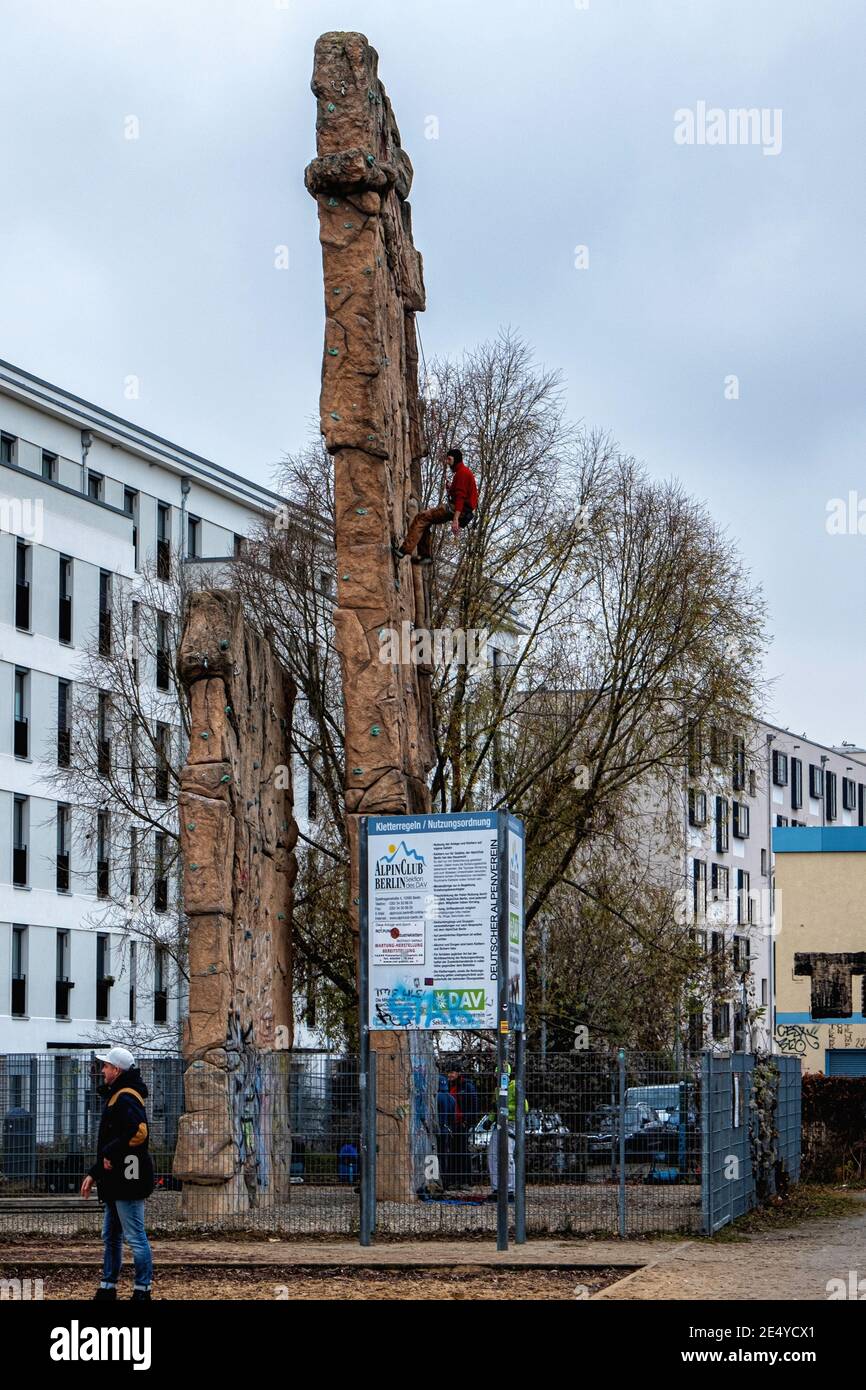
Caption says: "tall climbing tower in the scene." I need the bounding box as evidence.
[306,31,436,1199]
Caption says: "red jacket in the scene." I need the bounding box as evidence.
[447,461,478,515]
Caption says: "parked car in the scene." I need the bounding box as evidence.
[468,1108,571,1178]
[625,1084,696,1127]
[585,1102,656,1159]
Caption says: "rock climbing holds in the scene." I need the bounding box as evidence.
[200,732,209,740]
[220,774,231,784]
[277,913,286,921]
[326,102,336,112]
[342,573,350,581]
[224,705,232,714]
[186,822,196,832]
[219,640,229,651]
[253,760,260,769]
[352,767,363,776]
[189,863,199,871]
[330,411,341,421]
[355,507,368,515]
[370,725,381,736]
[328,347,339,356]
[343,222,354,229]
[366,154,375,166]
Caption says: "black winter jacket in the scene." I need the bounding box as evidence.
[87,1066,155,1202]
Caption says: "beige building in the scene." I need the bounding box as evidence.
[774,826,866,1074]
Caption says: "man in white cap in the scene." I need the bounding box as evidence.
[80,1046,155,1300]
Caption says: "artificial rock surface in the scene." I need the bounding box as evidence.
[174,589,297,1218]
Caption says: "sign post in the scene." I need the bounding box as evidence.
[360,809,525,1247]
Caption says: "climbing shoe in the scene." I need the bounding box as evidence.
[93,1287,117,1300]
[130,1289,152,1301]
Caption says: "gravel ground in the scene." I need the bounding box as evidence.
[0,1263,627,1301]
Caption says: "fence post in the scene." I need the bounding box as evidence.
[700,1051,712,1235]
[617,1048,626,1239]
[514,1027,526,1244]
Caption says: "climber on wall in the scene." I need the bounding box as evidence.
[394,446,478,562]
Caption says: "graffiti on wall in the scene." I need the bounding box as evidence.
[775,1024,820,1056]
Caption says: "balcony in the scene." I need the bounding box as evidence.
[154,877,168,913]
[56,852,70,893]
[57,728,71,767]
[96,978,111,1021]
[98,610,111,656]
[98,738,111,776]
[11,975,26,1016]
[59,595,72,644]
[97,859,110,899]
[157,538,170,580]
[55,979,74,1018]
[12,846,27,887]
[154,989,168,1025]
[14,717,29,759]
[15,580,30,630]
[156,650,171,690]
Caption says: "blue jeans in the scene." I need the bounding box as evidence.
[101,1200,153,1291]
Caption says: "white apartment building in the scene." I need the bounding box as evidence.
[684,719,866,1054]
[0,359,283,1056]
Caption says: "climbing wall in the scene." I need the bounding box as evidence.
[306,31,436,1200]
[174,589,297,1219]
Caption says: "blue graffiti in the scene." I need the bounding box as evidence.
[377,983,483,1029]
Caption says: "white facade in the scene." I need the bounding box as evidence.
[683,719,866,1054]
[0,359,281,1054]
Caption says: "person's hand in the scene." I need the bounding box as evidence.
[451,519,460,537]
[103,1158,113,1171]
[80,1175,94,1198]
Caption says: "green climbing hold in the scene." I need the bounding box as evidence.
[352,767,363,776]
[189,863,199,871]
[330,411,341,421]
[363,267,373,276]
[219,640,229,651]
[370,725,381,736]
[253,760,260,769]
[355,507,368,515]
[327,197,339,207]
[224,705,232,714]
[326,102,336,112]
[277,913,286,921]
[328,347,339,356]
[367,89,375,101]
[366,154,375,166]
[341,573,350,581]
[200,732,209,740]
[186,822,196,832]
[220,774,231,784]
[353,896,360,906]
[343,222,354,229]
[332,287,342,294]
[366,434,376,442]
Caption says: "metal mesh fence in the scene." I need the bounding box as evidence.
[0,1049,799,1238]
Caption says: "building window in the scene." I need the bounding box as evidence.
[129,941,137,1022]
[709,727,729,768]
[732,735,746,791]
[154,947,168,1024]
[825,769,838,822]
[761,847,768,876]
[42,450,57,482]
[157,501,171,578]
[98,570,112,655]
[12,925,27,1016]
[692,859,707,918]
[712,1001,731,1042]
[15,539,30,630]
[87,471,103,501]
[687,720,703,779]
[0,432,17,465]
[13,796,28,886]
[791,757,803,810]
[688,789,707,827]
[732,800,749,839]
[123,488,139,569]
[98,691,111,775]
[733,935,750,973]
[57,679,71,766]
[715,797,729,853]
[687,1005,704,1054]
[156,612,171,690]
[809,763,824,800]
[97,811,110,899]
[187,514,201,559]
[843,777,856,812]
[56,803,71,892]
[14,668,29,758]
[772,750,788,786]
[710,863,729,905]
[58,554,73,643]
[776,815,788,827]
[154,832,168,912]
[55,930,73,1018]
[96,934,111,1022]
[737,869,751,925]
[234,533,247,558]
[155,724,170,801]
[129,827,139,900]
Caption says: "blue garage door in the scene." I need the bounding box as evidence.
[826,1050,866,1076]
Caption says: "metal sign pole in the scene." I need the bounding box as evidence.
[358,817,373,1247]
[514,1025,526,1244]
[496,811,510,1252]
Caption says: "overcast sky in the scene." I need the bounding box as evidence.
[1,0,863,743]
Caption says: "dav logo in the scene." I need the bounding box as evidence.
[434,989,486,1012]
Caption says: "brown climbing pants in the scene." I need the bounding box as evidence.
[401,505,474,557]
